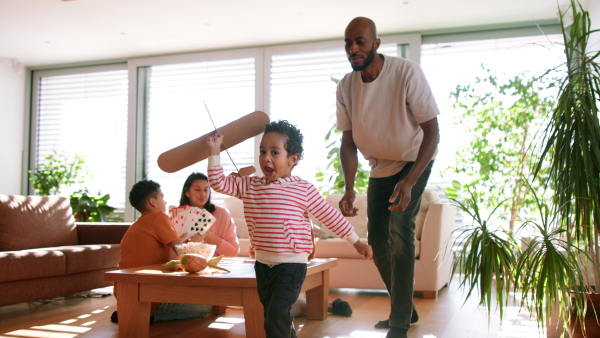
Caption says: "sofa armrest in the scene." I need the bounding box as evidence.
[419,203,455,263]
[76,222,131,245]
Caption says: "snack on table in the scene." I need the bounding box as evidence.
[174,242,217,259]
[163,259,183,271]
[162,254,230,273]
[181,254,208,273]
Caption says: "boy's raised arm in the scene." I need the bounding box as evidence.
[207,132,223,156]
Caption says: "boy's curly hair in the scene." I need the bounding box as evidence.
[264,120,304,161]
[129,179,161,212]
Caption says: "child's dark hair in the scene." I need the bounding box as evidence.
[129,179,161,212]
[264,120,304,161]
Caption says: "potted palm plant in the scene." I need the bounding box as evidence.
[524,0,600,335]
[448,1,600,336]
[445,182,520,321]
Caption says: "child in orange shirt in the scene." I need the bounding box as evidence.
[112,179,212,323]
[118,179,181,270]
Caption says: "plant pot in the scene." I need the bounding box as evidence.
[570,293,600,338]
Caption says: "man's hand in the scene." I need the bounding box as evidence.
[207,132,224,156]
[339,191,358,217]
[388,179,413,212]
[353,240,373,260]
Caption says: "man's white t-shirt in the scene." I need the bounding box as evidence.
[336,55,440,178]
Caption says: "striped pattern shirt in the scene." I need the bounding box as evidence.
[208,156,359,264]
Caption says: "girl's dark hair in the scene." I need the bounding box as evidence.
[264,120,304,163]
[129,179,160,212]
[178,172,215,213]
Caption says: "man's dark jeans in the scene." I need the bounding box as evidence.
[367,161,433,329]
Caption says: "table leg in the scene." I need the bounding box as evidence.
[242,287,265,338]
[116,281,151,338]
[305,270,329,320]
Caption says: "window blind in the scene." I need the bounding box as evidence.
[144,57,256,206]
[35,69,128,211]
[269,44,399,188]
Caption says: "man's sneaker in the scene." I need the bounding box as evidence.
[374,309,419,329]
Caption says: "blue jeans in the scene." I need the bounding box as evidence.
[367,161,433,329]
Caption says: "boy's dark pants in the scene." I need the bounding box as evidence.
[255,261,307,338]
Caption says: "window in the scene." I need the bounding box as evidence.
[420,34,564,190]
[268,42,410,189]
[142,57,256,206]
[31,65,128,214]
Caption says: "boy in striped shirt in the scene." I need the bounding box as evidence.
[207,120,372,338]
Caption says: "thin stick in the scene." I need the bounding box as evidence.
[203,100,240,173]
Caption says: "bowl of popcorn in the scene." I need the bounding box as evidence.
[174,242,216,260]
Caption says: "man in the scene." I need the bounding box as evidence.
[336,17,440,338]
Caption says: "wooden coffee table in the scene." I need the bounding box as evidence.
[105,257,338,338]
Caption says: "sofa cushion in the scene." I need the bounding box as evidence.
[0,249,66,283]
[76,223,131,245]
[222,197,249,238]
[313,238,368,259]
[415,190,439,241]
[0,195,78,251]
[312,194,368,239]
[51,245,121,275]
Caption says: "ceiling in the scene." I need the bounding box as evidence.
[0,0,576,67]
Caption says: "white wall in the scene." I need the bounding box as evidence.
[0,59,26,195]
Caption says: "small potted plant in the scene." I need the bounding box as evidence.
[70,189,116,222]
[29,151,87,196]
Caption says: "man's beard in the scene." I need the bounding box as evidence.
[350,44,377,71]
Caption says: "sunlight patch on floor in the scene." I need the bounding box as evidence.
[0,329,78,338]
[215,317,245,324]
[349,330,387,337]
[31,325,89,334]
[2,302,111,338]
[207,322,235,330]
[208,316,246,330]
[491,304,546,337]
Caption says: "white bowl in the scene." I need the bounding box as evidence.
[174,242,216,259]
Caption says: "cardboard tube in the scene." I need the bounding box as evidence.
[231,166,256,177]
[157,111,269,173]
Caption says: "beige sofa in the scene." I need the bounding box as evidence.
[222,190,455,298]
[0,194,129,307]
